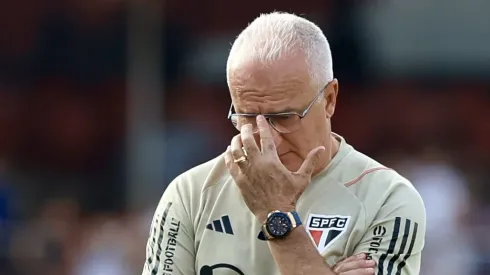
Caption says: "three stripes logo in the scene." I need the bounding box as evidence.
[377,217,419,275]
[206,215,234,235]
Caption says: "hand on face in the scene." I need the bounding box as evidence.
[332,253,376,275]
[224,115,325,222]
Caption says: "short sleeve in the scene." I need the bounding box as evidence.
[353,182,426,275]
[142,175,196,275]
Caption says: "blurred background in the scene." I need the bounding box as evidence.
[0,0,489,274]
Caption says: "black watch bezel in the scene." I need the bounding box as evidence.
[265,212,293,239]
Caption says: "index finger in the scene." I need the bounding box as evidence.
[343,253,367,263]
[334,259,376,273]
[256,115,276,154]
[333,254,363,270]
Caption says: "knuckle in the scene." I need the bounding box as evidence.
[241,135,254,145]
[261,134,272,140]
[343,262,357,270]
[351,260,363,268]
[303,167,313,175]
[231,148,242,156]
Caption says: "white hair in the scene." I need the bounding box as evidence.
[226,12,333,89]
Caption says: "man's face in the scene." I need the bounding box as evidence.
[228,55,338,172]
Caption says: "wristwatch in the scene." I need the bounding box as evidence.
[261,210,302,240]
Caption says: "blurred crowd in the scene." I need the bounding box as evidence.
[0,1,489,275]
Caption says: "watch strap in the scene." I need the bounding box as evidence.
[261,223,273,240]
[288,211,302,227]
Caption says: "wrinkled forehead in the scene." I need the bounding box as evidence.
[228,58,314,113]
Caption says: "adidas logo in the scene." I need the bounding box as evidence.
[206,215,234,235]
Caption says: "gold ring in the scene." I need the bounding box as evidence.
[242,147,248,157]
[233,156,247,164]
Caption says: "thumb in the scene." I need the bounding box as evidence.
[297,146,325,177]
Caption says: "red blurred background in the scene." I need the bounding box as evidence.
[0,1,489,274]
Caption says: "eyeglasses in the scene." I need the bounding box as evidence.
[227,87,325,134]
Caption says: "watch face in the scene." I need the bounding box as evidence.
[266,213,292,238]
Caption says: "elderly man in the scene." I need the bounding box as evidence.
[143,12,425,275]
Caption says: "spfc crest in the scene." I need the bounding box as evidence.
[306,214,351,254]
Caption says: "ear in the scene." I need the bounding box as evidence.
[324,79,338,118]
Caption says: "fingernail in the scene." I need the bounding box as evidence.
[365,267,374,273]
[356,253,365,258]
[366,260,376,265]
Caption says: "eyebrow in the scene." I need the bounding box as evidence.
[269,107,300,114]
